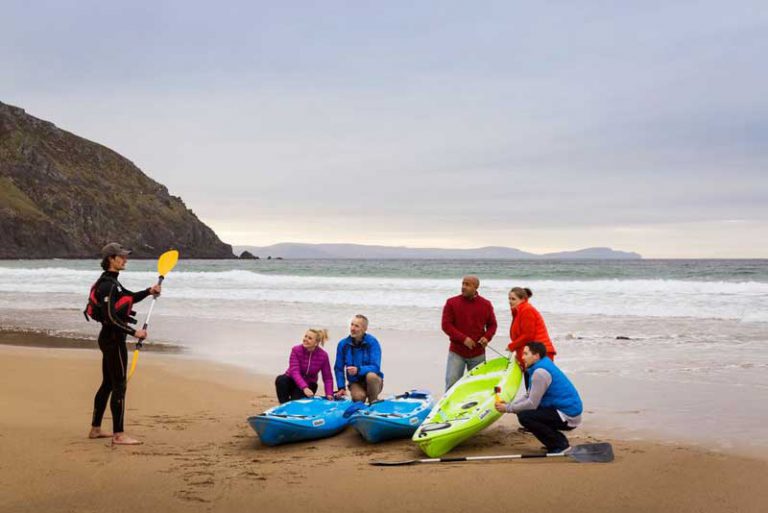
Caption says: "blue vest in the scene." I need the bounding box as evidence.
[526,357,583,417]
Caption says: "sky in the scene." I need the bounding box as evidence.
[2,1,767,257]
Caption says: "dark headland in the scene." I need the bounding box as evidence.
[0,101,233,259]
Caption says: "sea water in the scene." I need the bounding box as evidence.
[1,259,766,453]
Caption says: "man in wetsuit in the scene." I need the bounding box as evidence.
[88,243,161,445]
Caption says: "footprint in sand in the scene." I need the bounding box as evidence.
[175,490,210,503]
[242,469,267,480]
[188,478,215,487]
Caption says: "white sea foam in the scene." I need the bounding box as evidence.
[1,267,766,323]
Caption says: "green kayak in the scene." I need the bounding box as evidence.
[412,357,522,457]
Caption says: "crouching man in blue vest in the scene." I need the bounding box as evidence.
[333,314,384,403]
[495,341,583,453]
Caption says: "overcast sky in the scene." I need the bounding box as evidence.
[2,1,766,257]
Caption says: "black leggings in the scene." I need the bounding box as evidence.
[275,375,317,403]
[91,330,128,433]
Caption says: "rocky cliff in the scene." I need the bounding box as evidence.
[0,101,234,258]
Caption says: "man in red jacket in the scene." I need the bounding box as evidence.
[441,275,498,390]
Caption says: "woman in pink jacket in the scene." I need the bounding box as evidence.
[275,328,335,403]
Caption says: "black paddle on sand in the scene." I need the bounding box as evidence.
[370,442,614,466]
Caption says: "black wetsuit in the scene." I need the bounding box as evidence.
[90,271,151,433]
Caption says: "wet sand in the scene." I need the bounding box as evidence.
[1,339,767,513]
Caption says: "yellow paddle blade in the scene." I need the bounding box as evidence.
[157,250,179,277]
[127,349,140,381]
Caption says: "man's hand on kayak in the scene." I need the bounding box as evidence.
[334,389,348,399]
[494,401,508,413]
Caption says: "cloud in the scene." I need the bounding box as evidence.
[2,1,766,256]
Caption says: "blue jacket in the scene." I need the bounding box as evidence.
[334,333,383,389]
[526,357,583,417]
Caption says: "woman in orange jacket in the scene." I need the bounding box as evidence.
[507,287,557,375]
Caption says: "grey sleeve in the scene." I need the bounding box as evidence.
[506,369,552,413]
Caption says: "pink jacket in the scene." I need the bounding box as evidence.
[284,344,334,396]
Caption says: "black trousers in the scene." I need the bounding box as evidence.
[275,375,318,404]
[517,408,574,453]
[92,329,128,433]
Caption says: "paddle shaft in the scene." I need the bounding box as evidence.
[485,344,509,360]
[414,453,567,464]
[128,276,162,380]
[136,275,164,349]
[127,250,178,382]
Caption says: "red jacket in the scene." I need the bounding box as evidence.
[442,294,498,358]
[508,300,556,362]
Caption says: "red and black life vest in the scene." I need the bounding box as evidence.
[83,276,137,325]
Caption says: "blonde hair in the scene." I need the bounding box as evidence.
[307,328,329,346]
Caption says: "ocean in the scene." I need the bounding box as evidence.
[1,258,766,453]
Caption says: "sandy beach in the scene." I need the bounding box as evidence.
[2,337,766,513]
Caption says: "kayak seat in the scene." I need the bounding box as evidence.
[419,422,452,434]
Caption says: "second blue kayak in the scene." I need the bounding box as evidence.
[349,390,434,443]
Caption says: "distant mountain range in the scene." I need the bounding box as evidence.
[234,243,642,260]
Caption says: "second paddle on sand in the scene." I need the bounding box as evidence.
[371,442,615,466]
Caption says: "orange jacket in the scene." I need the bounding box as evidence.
[508,300,556,362]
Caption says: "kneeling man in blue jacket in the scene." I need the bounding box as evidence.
[495,342,583,453]
[334,314,384,403]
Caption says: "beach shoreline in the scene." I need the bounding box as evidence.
[3,324,766,459]
[0,327,185,352]
[1,338,767,513]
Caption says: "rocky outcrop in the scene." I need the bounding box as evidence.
[239,250,258,260]
[0,101,234,258]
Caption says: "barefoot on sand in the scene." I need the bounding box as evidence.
[88,427,112,439]
[111,434,142,446]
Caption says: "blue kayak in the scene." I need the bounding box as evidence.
[348,390,434,443]
[247,397,353,446]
